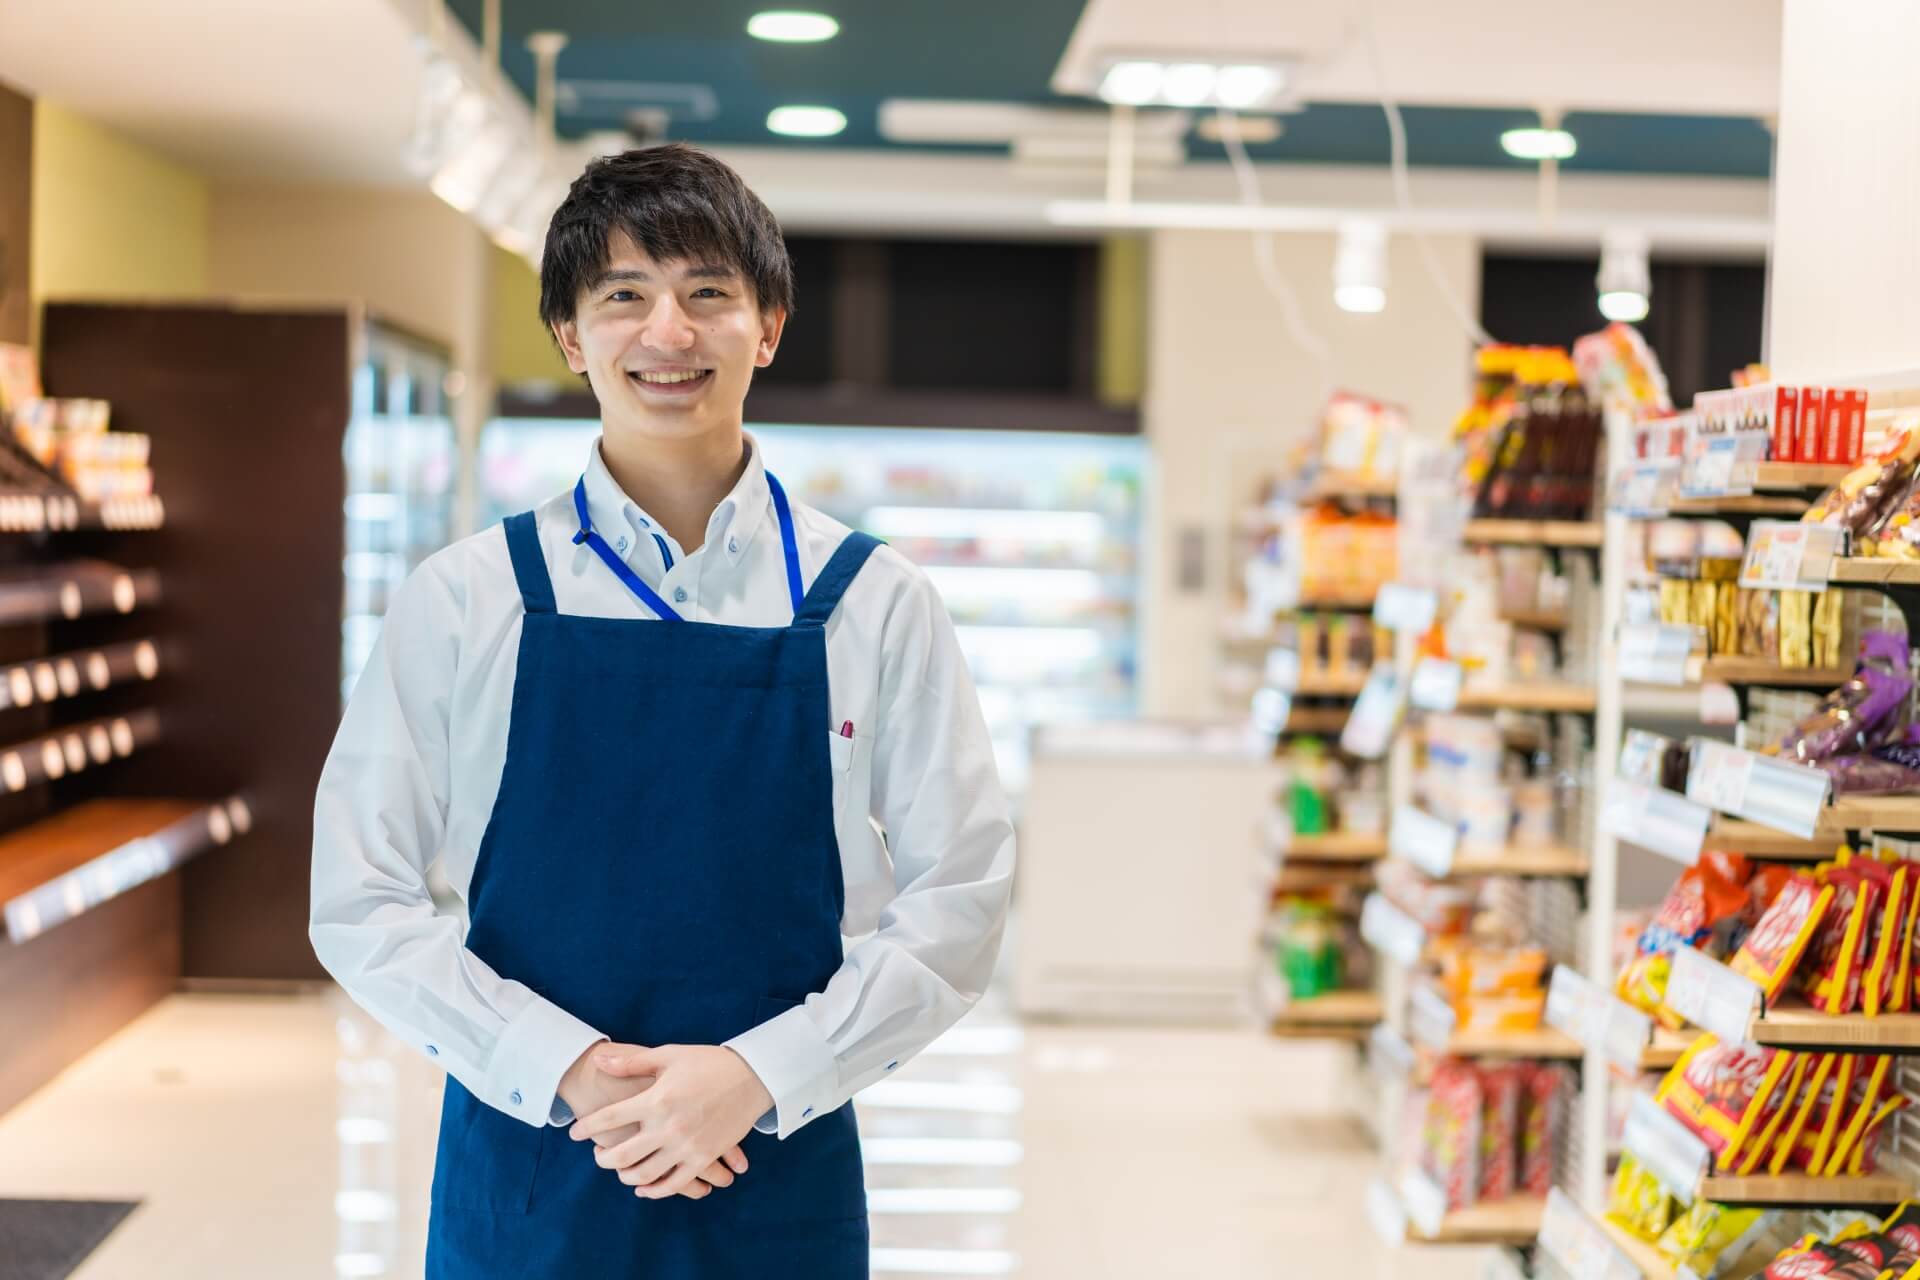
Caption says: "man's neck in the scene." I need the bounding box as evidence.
[599,424,750,555]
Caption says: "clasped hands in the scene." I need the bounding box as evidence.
[557,1042,775,1201]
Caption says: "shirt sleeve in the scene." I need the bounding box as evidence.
[726,562,1016,1138]
[310,550,604,1129]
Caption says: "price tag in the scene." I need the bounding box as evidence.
[1368,1022,1416,1084]
[1544,964,1593,1043]
[1408,983,1458,1051]
[1667,946,1762,1045]
[1740,520,1843,591]
[1408,657,1464,712]
[1391,803,1459,877]
[1366,1178,1408,1246]
[1687,740,1829,839]
[1339,665,1404,761]
[1618,623,1700,686]
[1263,646,1301,691]
[1399,1168,1450,1239]
[1611,459,1680,517]
[1602,998,1657,1072]
[1623,1090,1708,1203]
[1250,686,1293,736]
[1603,777,1711,865]
[1361,892,1425,968]
[1374,583,1438,633]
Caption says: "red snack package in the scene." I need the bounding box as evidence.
[1825,1054,1895,1175]
[1424,1062,1482,1211]
[1737,1051,1810,1174]
[1862,859,1910,1016]
[1770,1052,1839,1174]
[1825,389,1850,464]
[1800,387,1828,463]
[1765,1242,1866,1280]
[1772,386,1801,464]
[1477,1064,1523,1203]
[1731,871,1837,1000]
[1657,1036,1796,1172]
[1519,1064,1569,1197]
[1791,1054,1859,1172]
[1621,858,1751,1025]
[1731,864,1795,956]
[1852,1094,1913,1174]
[1803,860,1882,1015]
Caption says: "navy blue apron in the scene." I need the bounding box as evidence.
[425,472,879,1278]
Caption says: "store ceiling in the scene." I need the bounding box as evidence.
[455,0,1778,178]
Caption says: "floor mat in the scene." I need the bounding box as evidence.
[0,1199,139,1280]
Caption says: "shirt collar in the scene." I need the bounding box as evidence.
[579,431,770,568]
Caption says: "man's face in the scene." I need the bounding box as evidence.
[552,235,785,443]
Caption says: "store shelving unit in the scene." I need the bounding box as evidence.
[1270,989,1383,1041]
[1454,683,1598,713]
[1461,519,1605,548]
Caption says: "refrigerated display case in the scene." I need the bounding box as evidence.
[341,324,458,702]
[477,419,1146,797]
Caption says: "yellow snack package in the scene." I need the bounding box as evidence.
[1607,1152,1678,1242]
[1657,1035,1796,1173]
[1770,1052,1839,1175]
[1780,589,1812,668]
[1793,1054,1859,1174]
[1656,1201,1771,1276]
[1737,1053,1809,1176]
[1824,1054,1895,1176]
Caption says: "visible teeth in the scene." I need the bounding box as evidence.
[636,370,706,385]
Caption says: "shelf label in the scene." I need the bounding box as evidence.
[1545,963,1656,1071]
[1544,964,1597,1044]
[1399,1169,1449,1239]
[1602,998,1657,1073]
[1740,520,1842,591]
[1263,646,1301,692]
[1365,1178,1408,1246]
[1680,434,1761,500]
[1368,1022,1415,1084]
[1408,657,1464,712]
[1361,892,1426,968]
[1540,1188,1641,1280]
[1623,1090,1707,1203]
[1687,739,1829,839]
[1250,686,1293,737]
[1408,983,1458,1052]
[1391,803,1459,877]
[1666,946,1761,1046]
[1619,623,1699,686]
[1603,777,1711,865]
[1611,459,1680,518]
[1374,583,1438,634]
[1339,665,1404,761]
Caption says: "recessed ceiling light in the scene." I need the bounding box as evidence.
[1598,289,1650,323]
[1098,61,1163,106]
[1500,127,1577,161]
[1214,65,1281,110]
[1335,284,1387,314]
[1159,64,1217,107]
[747,11,839,42]
[767,105,847,138]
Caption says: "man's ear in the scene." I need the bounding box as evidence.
[755,307,788,369]
[551,318,589,375]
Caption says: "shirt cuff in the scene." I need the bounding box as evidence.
[485,995,606,1129]
[725,1003,840,1139]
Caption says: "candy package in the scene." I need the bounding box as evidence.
[1853,1096,1915,1176]
[1863,859,1913,1015]
[1519,1064,1569,1197]
[1803,855,1883,1015]
[1805,424,1920,537]
[1824,1055,1895,1175]
[1659,1036,1796,1172]
[1781,590,1812,669]
[1477,1065,1522,1203]
[1732,872,1838,999]
[1790,1054,1858,1173]
[1658,1202,1775,1278]
[1739,589,1781,661]
[1730,865,1796,957]
[1769,1052,1839,1174]
[1737,1052,1810,1175]
[1424,1062,1481,1211]
[1774,633,1914,764]
[1620,855,1751,1024]
[1608,1152,1678,1242]
[1814,589,1846,670]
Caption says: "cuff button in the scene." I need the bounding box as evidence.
[802,1107,814,1119]
[426,1044,439,1057]
[511,1089,524,1106]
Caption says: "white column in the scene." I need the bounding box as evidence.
[1766,1,1920,381]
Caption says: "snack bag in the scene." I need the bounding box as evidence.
[1865,860,1912,1016]
[1424,1062,1482,1211]
[1824,1054,1896,1175]
[1781,591,1812,668]
[1477,1064,1523,1203]
[1519,1064,1569,1197]
[1790,1054,1859,1173]
[1900,867,1920,1013]
[1620,858,1751,1024]
[1878,1203,1920,1255]
[1658,1035,1796,1172]
[1763,1241,1870,1280]
[1733,872,1838,999]
[1731,865,1796,957]
[1775,633,1915,763]
[1737,1052,1810,1175]
[1608,1152,1678,1242]
[1658,1202,1775,1277]
[1771,1052,1840,1174]
[1805,424,1920,538]
[1803,857,1883,1015]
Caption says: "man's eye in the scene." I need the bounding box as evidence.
[693,287,726,299]
[608,289,639,303]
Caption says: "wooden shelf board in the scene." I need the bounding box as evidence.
[1282,707,1351,735]
[1297,594,1385,613]
[1755,462,1851,491]
[1285,831,1388,862]
[1270,989,1382,1038]
[1461,519,1604,548]
[1829,558,1920,586]
[1447,845,1591,878]
[1295,672,1372,697]
[1695,658,1851,688]
[1414,1194,1546,1245]
[1597,1216,1677,1280]
[1751,1000,1920,1049]
[1669,495,1813,516]
[1273,864,1374,895]
[1702,818,1835,860]
[1826,794,1920,835]
[1311,471,1398,501]
[1454,683,1597,713]
[1444,1026,1583,1060]
[1500,609,1570,631]
[1697,1174,1908,1208]
[1642,1027,1696,1071]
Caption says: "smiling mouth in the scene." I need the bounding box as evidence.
[628,369,714,391]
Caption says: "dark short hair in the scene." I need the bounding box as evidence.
[538,143,794,332]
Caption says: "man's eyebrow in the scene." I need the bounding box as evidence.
[588,263,740,290]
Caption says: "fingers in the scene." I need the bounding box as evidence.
[621,1150,681,1190]
[595,1045,667,1078]
[698,1158,736,1189]
[636,1162,701,1200]
[570,1098,647,1144]
[676,1178,712,1200]
[592,1122,641,1150]
[723,1145,749,1175]
[595,1128,664,1173]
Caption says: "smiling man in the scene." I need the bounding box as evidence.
[310,144,1016,1278]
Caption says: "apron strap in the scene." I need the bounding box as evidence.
[793,532,883,628]
[503,511,557,615]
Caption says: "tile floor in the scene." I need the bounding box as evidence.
[0,988,1496,1279]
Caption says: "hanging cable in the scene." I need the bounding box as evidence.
[1354,9,1496,347]
[1215,108,1335,382]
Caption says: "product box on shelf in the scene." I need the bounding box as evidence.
[1799,387,1826,463]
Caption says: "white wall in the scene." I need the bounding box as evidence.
[1141,228,1478,717]
[1767,0,1920,381]
[206,184,493,530]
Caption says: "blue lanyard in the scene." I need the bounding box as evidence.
[571,472,806,620]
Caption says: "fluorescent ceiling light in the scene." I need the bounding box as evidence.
[746,10,839,42]
[1501,127,1577,161]
[1598,289,1650,322]
[1098,61,1164,106]
[1215,65,1281,109]
[767,105,847,137]
[1095,56,1292,110]
[1160,63,1217,107]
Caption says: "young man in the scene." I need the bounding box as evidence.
[310,143,1015,1278]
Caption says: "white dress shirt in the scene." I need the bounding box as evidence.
[310,432,1016,1140]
